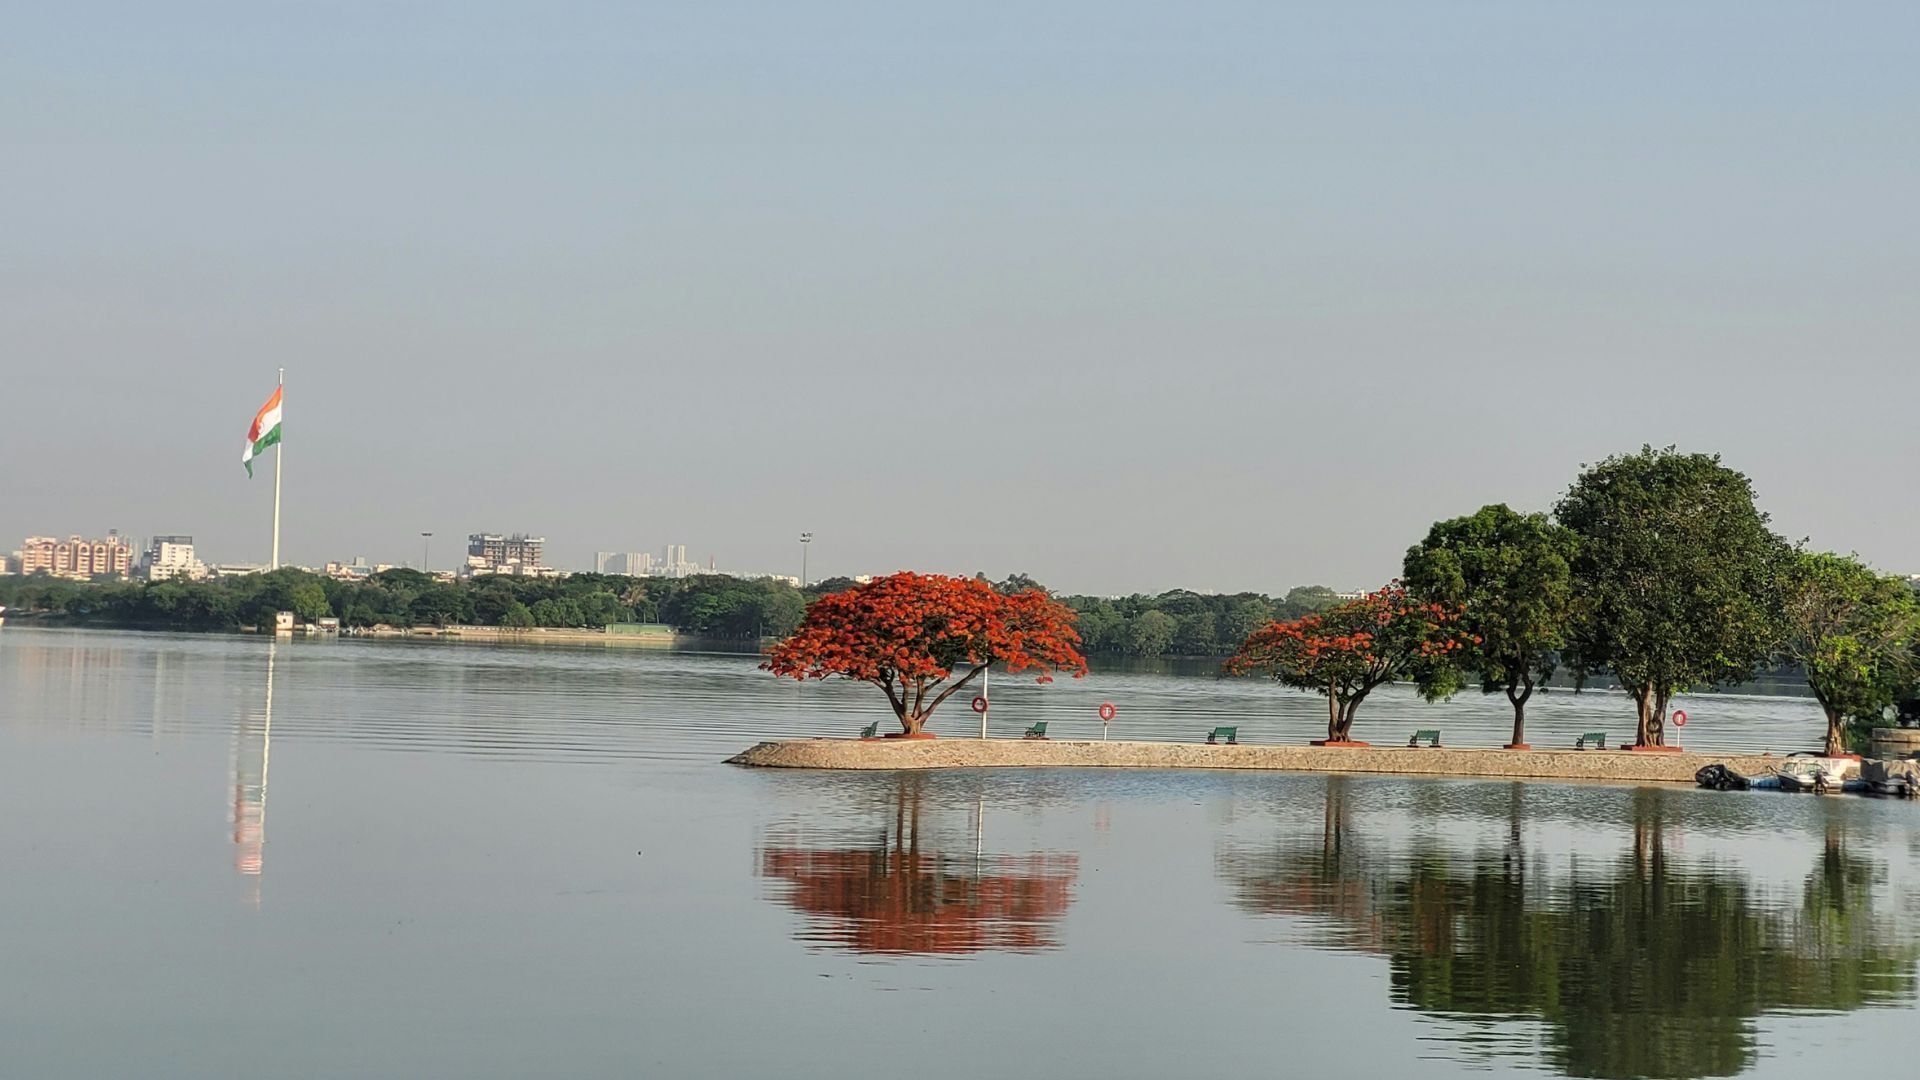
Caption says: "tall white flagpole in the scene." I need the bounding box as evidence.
[271,368,283,570]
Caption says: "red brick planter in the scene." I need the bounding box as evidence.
[1310,740,1372,748]
[1627,744,1685,752]
[883,732,939,740]
[1503,743,1532,751]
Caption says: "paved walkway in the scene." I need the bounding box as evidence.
[727,737,1785,782]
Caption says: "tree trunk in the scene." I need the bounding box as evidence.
[901,712,926,736]
[1506,677,1533,748]
[1631,687,1657,747]
[1336,691,1369,742]
[1326,692,1341,742]
[1824,705,1847,757]
[1651,688,1670,746]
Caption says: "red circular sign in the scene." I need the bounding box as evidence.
[1098,702,1117,722]
[1672,710,1688,727]
[971,696,989,714]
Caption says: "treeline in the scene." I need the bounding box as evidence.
[0,569,806,638]
[1053,585,1346,657]
[1,566,1346,656]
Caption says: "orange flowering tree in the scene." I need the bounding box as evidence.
[764,572,1088,736]
[1225,584,1471,743]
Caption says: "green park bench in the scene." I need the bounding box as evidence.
[1023,722,1049,740]
[858,721,879,740]
[1408,729,1441,748]
[1575,731,1607,750]
[1206,726,1238,745]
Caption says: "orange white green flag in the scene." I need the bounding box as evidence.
[242,386,283,477]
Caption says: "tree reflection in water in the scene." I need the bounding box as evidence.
[1219,778,1919,1080]
[758,774,1078,955]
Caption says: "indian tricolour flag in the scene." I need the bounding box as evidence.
[242,386,283,477]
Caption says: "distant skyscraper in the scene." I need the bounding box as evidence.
[595,551,652,575]
[465,533,546,576]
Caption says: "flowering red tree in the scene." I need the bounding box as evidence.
[1225,584,1472,744]
[764,572,1088,736]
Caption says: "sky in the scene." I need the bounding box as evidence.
[4,2,1918,595]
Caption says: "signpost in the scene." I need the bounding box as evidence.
[977,664,991,739]
[1672,709,1688,728]
[1098,701,1116,741]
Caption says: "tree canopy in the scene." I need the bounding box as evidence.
[1778,551,1920,755]
[763,572,1087,735]
[1225,584,1470,743]
[1404,504,1577,749]
[1556,446,1788,747]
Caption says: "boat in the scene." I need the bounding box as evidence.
[1695,763,1751,791]
[1862,758,1920,798]
[1772,755,1856,795]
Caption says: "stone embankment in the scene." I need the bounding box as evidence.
[727,737,1784,783]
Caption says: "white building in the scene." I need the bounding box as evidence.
[140,535,208,581]
[595,551,653,576]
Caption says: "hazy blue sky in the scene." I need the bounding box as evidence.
[5,2,1917,594]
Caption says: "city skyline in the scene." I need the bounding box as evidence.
[6,3,1919,595]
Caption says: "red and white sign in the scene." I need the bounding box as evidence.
[971,696,989,714]
[1098,702,1117,723]
[1672,710,1688,727]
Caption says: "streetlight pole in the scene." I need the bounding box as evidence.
[421,532,433,573]
[799,532,812,587]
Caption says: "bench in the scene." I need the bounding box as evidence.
[1206,726,1238,745]
[1408,729,1441,748]
[1023,722,1049,740]
[858,721,879,740]
[1575,732,1607,750]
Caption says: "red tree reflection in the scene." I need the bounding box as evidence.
[758,779,1077,955]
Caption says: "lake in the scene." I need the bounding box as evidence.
[2,625,1916,1079]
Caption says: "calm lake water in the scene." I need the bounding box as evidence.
[3,626,1916,1079]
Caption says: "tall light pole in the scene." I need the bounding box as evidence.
[798,532,813,587]
[421,532,433,573]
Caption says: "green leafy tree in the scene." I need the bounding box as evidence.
[408,583,475,627]
[528,597,585,628]
[1778,551,1920,755]
[1278,585,1343,619]
[1125,609,1177,656]
[1173,611,1221,656]
[1404,504,1577,749]
[1556,447,1789,747]
[1221,597,1275,646]
[499,600,536,629]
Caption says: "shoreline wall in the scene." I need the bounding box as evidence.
[728,737,1789,783]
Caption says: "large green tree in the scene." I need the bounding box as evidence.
[1404,504,1577,749]
[1556,447,1788,747]
[1778,551,1920,755]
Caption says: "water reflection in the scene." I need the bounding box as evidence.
[757,774,1078,955]
[1218,779,1920,1079]
[230,642,274,896]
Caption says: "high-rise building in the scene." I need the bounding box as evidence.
[596,551,652,575]
[465,533,547,576]
[19,533,134,580]
[140,535,207,581]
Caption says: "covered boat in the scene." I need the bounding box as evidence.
[1862,758,1920,798]
[1695,763,1751,791]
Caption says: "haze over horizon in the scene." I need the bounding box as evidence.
[5,3,1917,595]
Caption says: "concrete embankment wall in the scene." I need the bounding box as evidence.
[727,737,1784,783]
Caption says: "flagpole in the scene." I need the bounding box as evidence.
[271,368,283,570]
